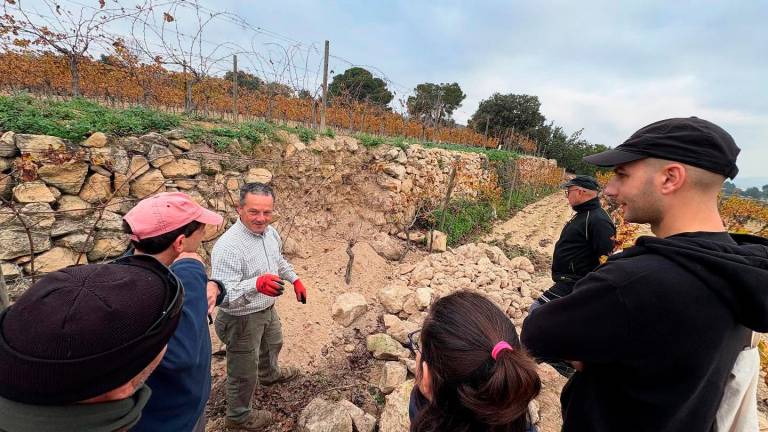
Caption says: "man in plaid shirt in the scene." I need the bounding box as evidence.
[211,182,307,431]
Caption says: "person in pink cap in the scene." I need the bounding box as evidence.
[122,192,224,432]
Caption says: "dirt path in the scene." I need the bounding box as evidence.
[484,193,573,431]
[205,234,426,430]
[485,192,573,257]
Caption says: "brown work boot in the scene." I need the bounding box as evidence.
[225,410,273,431]
[260,366,300,386]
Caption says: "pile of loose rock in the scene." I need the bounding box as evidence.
[380,242,541,328]
[370,243,545,429]
[315,242,549,432]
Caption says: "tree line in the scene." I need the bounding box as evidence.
[723,181,768,201]
[328,68,607,174]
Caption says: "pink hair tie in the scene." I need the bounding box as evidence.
[491,341,513,360]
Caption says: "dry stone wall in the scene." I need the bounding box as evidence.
[0,129,559,299]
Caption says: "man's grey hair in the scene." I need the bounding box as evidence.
[239,182,275,205]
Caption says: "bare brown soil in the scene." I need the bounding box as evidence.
[204,234,427,430]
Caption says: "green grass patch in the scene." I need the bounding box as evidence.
[502,185,557,213]
[296,126,315,144]
[419,140,517,162]
[210,136,234,151]
[425,185,557,247]
[322,127,336,138]
[431,198,498,246]
[0,93,518,165]
[277,125,316,144]
[351,132,517,162]
[184,120,282,152]
[354,132,386,148]
[0,94,180,141]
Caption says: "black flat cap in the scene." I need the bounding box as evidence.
[563,175,600,191]
[583,117,740,179]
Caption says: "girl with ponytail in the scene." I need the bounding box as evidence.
[408,291,541,432]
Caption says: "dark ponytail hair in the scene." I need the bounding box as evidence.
[411,291,541,432]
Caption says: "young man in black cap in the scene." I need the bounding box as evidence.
[522,117,768,431]
[530,174,616,312]
[0,255,183,431]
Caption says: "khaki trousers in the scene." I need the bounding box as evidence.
[214,307,283,423]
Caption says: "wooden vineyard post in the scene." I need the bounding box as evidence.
[320,40,329,130]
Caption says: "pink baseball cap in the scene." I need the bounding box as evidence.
[124,192,223,241]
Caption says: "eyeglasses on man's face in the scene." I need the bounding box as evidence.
[406,330,421,356]
[565,187,580,196]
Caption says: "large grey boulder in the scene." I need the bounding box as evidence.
[13,181,56,203]
[332,293,368,327]
[148,144,175,168]
[378,380,414,432]
[366,333,410,360]
[0,203,55,230]
[337,400,376,432]
[0,131,17,157]
[378,281,411,314]
[369,233,405,261]
[0,229,52,260]
[15,134,66,154]
[36,161,89,194]
[379,361,407,394]
[383,314,419,345]
[297,398,353,432]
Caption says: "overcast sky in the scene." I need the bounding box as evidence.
[20,0,768,183]
[217,0,767,182]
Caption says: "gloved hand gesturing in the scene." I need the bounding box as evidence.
[256,274,284,297]
[293,279,307,304]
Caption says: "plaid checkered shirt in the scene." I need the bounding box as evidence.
[211,219,298,316]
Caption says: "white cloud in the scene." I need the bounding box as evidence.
[454,55,768,176]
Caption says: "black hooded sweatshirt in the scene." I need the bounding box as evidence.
[522,231,768,432]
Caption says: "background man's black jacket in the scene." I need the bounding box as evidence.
[545,197,615,299]
[552,197,615,280]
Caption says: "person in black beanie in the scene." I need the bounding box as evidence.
[522,117,768,432]
[0,254,183,432]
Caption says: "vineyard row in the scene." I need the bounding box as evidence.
[0,52,539,153]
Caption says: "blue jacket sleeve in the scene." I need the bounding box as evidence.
[163,258,209,371]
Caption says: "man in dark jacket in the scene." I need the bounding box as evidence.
[123,192,225,432]
[531,175,616,311]
[522,117,768,432]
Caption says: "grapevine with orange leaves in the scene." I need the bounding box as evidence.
[0,52,533,151]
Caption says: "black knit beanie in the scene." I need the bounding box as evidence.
[0,255,183,405]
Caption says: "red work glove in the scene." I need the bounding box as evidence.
[256,274,284,297]
[293,279,307,304]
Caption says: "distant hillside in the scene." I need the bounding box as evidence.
[734,177,768,190]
